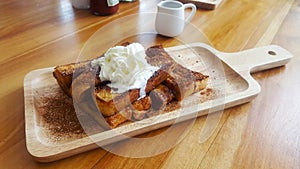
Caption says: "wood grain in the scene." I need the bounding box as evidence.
[0,0,299,168]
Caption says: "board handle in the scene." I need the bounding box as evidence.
[218,45,293,74]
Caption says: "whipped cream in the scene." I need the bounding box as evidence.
[91,43,159,96]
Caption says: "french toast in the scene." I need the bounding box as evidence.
[53,44,209,128]
[149,84,174,110]
[53,60,96,97]
[106,70,208,127]
[163,66,209,101]
[145,45,209,100]
[94,66,173,116]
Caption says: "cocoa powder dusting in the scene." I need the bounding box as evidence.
[199,88,218,103]
[200,88,213,96]
[35,87,88,141]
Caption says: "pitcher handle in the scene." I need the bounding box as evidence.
[183,3,196,25]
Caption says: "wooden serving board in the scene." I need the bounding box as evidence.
[178,0,224,10]
[24,43,292,162]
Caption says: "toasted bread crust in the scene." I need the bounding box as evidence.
[149,84,174,110]
[53,60,93,96]
[163,68,209,101]
[105,107,132,128]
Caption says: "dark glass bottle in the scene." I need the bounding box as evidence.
[90,0,119,15]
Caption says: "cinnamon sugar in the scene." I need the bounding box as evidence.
[199,88,219,103]
[200,88,213,96]
[35,87,87,141]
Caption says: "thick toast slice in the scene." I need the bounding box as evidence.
[105,96,152,127]
[163,66,209,101]
[53,60,92,97]
[146,45,209,100]
[94,68,171,116]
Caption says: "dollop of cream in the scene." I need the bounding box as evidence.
[91,43,159,96]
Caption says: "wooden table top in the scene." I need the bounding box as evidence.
[1,0,299,168]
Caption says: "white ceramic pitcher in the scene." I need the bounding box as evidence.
[155,0,196,37]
